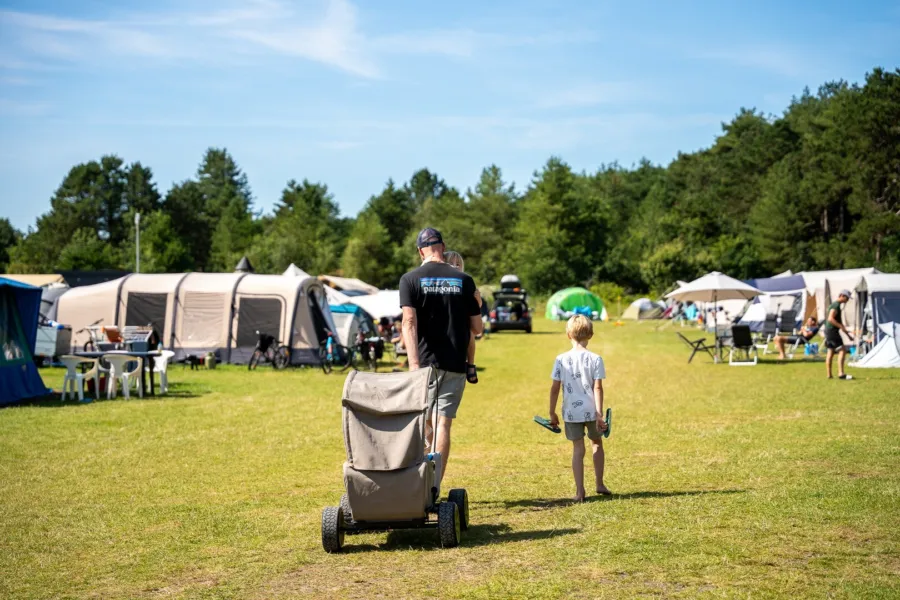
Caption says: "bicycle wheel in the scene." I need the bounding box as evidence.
[83,341,95,352]
[338,345,357,372]
[318,346,333,374]
[249,349,262,370]
[273,345,291,369]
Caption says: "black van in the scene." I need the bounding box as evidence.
[489,275,532,333]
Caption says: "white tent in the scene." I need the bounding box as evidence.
[323,286,353,305]
[850,322,900,368]
[349,290,402,320]
[799,268,879,345]
[283,263,312,278]
[319,275,379,295]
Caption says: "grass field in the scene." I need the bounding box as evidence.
[2,318,899,599]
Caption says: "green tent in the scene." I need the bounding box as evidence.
[545,287,606,320]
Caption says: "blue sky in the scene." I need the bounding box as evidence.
[1,0,898,231]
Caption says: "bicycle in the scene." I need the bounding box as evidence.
[75,318,105,352]
[318,330,353,374]
[248,331,291,370]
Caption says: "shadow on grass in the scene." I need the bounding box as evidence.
[472,489,745,510]
[8,386,204,408]
[342,523,578,552]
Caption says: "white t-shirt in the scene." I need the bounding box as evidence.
[551,348,606,423]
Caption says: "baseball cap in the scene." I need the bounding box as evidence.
[416,227,444,248]
[838,289,852,298]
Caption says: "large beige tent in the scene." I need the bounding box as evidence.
[56,273,336,365]
[799,268,879,344]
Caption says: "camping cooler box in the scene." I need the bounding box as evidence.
[34,325,72,361]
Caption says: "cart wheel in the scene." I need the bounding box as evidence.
[273,345,291,369]
[448,488,469,530]
[340,494,354,525]
[437,502,460,548]
[321,506,344,553]
[525,325,532,334]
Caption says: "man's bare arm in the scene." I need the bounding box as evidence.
[402,307,420,369]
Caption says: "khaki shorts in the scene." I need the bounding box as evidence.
[565,420,603,441]
[428,369,467,419]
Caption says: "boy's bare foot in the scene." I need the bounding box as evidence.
[596,486,612,496]
[572,494,585,503]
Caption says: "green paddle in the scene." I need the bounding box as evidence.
[534,408,612,438]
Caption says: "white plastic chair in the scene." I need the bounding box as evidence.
[60,355,100,402]
[146,350,175,394]
[104,354,143,399]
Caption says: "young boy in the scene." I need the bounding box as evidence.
[549,315,610,501]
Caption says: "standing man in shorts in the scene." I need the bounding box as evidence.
[824,289,854,380]
[400,228,482,484]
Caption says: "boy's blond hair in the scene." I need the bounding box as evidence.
[444,250,464,271]
[566,315,593,342]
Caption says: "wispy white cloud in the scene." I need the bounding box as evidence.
[0,0,593,79]
[0,98,52,116]
[695,45,814,78]
[535,82,645,109]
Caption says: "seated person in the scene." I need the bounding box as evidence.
[774,316,819,360]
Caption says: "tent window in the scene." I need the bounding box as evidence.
[125,292,167,337]
[182,292,225,346]
[0,289,30,366]
[236,297,283,347]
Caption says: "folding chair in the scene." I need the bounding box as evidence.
[729,325,758,366]
[676,332,716,364]
[777,310,797,336]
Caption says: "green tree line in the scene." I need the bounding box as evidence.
[2,68,898,293]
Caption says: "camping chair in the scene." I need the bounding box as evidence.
[728,326,758,366]
[60,355,100,402]
[777,310,797,336]
[756,314,777,354]
[676,332,716,364]
[104,354,143,399]
[146,350,175,394]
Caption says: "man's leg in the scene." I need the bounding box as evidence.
[435,415,453,484]
[826,348,834,378]
[591,438,610,494]
[774,336,786,360]
[838,347,847,377]
[572,438,586,501]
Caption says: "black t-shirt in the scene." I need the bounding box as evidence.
[399,261,480,373]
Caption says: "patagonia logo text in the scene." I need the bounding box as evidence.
[420,277,463,294]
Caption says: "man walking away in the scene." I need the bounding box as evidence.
[825,289,854,380]
[400,228,482,484]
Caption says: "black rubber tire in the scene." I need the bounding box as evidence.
[321,506,344,553]
[273,345,291,370]
[340,494,353,525]
[438,502,460,548]
[83,341,95,353]
[338,345,356,372]
[448,488,469,530]
[318,346,333,374]
[248,350,262,370]
[525,325,532,334]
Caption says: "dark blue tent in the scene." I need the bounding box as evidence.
[744,274,806,294]
[0,277,50,405]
